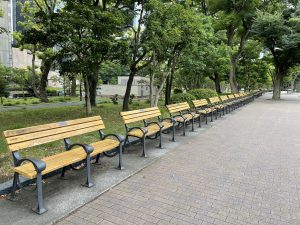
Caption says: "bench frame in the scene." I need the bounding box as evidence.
[5,116,124,215]
[166,102,200,136]
[121,108,176,158]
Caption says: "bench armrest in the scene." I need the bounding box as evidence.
[145,121,164,129]
[160,117,176,123]
[128,127,148,135]
[18,157,46,173]
[173,114,186,121]
[68,143,94,154]
[103,134,126,143]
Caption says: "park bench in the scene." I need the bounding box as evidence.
[3,116,124,214]
[166,102,200,136]
[227,94,239,109]
[192,99,216,124]
[120,107,175,158]
[208,97,226,117]
[219,95,235,112]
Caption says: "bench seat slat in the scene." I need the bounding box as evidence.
[14,139,119,179]
[127,121,173,138]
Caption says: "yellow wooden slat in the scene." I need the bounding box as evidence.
[123,112,162,124]
[14,139,120,179]
[192,99,209,107]
[6,121,104,145]
[9,125,103,152]
[4,116,102,138]
[120,107,159,116]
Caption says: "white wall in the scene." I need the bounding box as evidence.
[99,85,140,97]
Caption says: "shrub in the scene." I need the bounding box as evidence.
[188,88,218,100]
[170,93,196,105]
[129,94,135,104]
[111,94,119,104]
[173,88,183,94]
[31,100,41,104]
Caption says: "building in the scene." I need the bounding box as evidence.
[0,0,12,67]
[98,76,151,97]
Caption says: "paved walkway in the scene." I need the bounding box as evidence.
[56,93,300,225]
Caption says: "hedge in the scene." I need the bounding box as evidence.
[188,88,218,100]
[170,93,196,105]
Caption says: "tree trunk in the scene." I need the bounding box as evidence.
[71,77,77,96]
[154,82,165,107]
[272,69,283,100]
[165,75,171,106]
[229,57,239,93]
[83,74,92,114]
[214,73,221,93]
[39,59,52,102]
[123,69,136,111]
[150,72,155,107]
[80,78,83,101]
[31,47,39,98]
[89,67,99,106]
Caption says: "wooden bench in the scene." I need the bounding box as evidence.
[208,97,226,118]
[227,94,239,109]
[192,99,217,124]
[120,107,175,158]
[219,95,235,112]
[166,102,200,136]
[4,116,124,214]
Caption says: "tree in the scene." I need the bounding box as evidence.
[207,0,260,93]
[0,64,10,104]
[55,0,124,113]
[236,40,271,91]
[252,5,300,99]
[15,0,59,102]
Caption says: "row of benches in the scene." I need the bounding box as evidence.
[3,91,262,214]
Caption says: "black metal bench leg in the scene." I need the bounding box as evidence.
[210,112,213,122]
[141,136,148,158]
[117,144,124,170]
[83,154,94,188]
[10,172,19,200]
[199,116,201,128]
[33,172,47,215]
[205,114,208,124]
[171,124,176,142]
[158,130,163,149]
[191,118,195,132]
[183,122,186,136]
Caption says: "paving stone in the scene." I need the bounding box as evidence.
[56,93,300,225]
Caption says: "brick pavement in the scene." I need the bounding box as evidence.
[56,93,300,225]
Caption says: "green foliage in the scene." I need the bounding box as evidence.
[171,93,196,105]
[173,88,183,94]
[99,62,128,84]
[129,94,135,105]
[111,94,119,105]
[188,88,218,100]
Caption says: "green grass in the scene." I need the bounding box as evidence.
[0,100,168,182]
[1,96,83,106]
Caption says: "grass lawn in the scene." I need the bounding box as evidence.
[0,100,169,182]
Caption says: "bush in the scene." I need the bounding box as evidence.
[46,87,58,96]
[173,88,183,94]
[129,94,135,104]
[170,93,196,105]
[188,88,218,100]
[111,94,119,104]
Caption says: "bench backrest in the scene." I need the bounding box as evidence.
[208,97,221,104]
[3,116,105,152]
[166,102,190,114]
[192,99,209,108]
[227,94,235,100]
[219,95,229,102]
[120,107,161,125]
